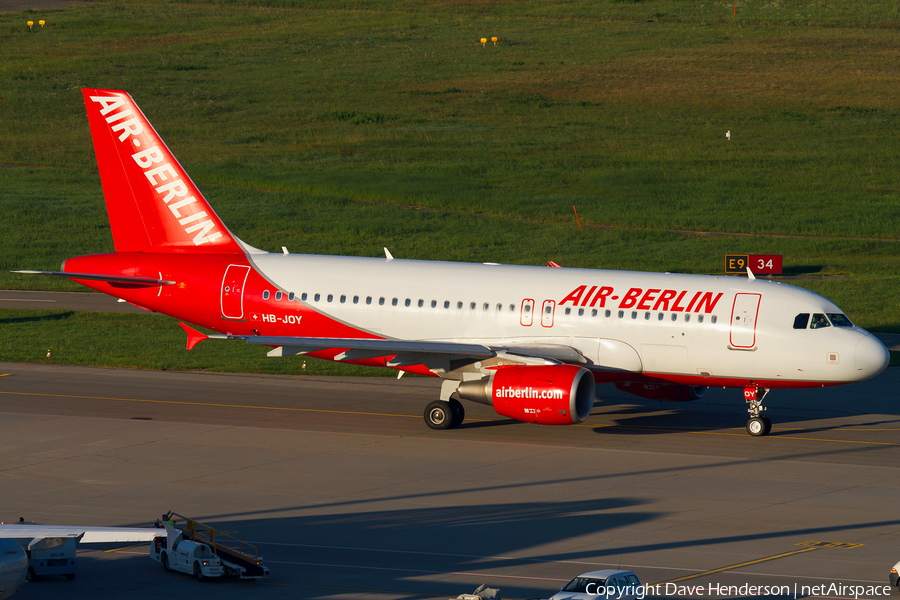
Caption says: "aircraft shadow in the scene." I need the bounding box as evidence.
[0,311,75,325]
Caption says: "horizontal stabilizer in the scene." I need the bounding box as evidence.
[14,270,176,286]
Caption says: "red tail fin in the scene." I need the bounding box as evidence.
[83,89,243,254]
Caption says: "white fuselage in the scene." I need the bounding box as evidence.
[246,253,888,387]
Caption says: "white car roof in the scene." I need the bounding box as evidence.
[572,570,636,579]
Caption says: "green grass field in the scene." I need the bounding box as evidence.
[1,0,898,373]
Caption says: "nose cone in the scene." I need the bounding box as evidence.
[854,334,890,379]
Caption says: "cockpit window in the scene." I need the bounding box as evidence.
[827,313,853,327]
[793,313,810,329]
[810,313,831,329]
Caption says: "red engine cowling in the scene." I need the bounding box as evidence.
[457,365,595,425]
[615,381,707,401]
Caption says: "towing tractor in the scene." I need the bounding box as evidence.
[150,513,269,581]
[151,523,223,580]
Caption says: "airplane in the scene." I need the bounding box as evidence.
[0,521,164,595]
[15,88,890,437]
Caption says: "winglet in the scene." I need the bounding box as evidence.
[746,267,756,281]
[547,261,562,268]
[179,322,209,351]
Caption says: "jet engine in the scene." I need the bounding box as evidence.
[615,381,708,401]
[457,365,595,425]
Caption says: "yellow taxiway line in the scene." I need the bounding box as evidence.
[659,547,820,584]
[1,389,898,444]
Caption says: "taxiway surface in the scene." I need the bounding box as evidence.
[1,361,898,599]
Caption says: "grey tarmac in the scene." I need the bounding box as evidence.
[1,360,899,599]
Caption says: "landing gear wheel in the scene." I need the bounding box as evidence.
[747,416,771,437]
[424,401,452,430]
[448,398,465,428]
[194,562,204,581]
[26,567,34,582]
[161,552,170,572]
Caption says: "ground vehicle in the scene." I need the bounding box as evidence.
[550,570,642,600]
[25,537,76,581]
[150,513,268,580]
[890,559,899,589]
[150,523,223,580]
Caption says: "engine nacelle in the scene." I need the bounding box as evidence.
[615,381,708,401]
[457,365,595,425]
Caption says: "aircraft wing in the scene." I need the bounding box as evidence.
[0,524,164,544]
[179,323,587,365]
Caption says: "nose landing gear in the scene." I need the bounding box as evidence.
[745,387,771,436]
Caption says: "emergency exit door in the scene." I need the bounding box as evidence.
[221,264,250,320]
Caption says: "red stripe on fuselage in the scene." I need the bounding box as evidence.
[63,253,383,341]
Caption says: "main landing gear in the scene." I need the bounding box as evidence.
[745,387,772,436]
[424,398,465,430]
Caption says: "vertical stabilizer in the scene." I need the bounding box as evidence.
[83,89,243,254]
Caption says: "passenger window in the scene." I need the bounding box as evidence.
[658,312,664,321]
[458,301,463,309]
[470,302,476,310]
[432,300,437,308]
[444,301,450,309]
[565,308,571,316]
[262,290,270,300]
[811,313,831,329]
[366,296,372,305]
[711,315,717,324]
[275,291,282,301]
[578,308,584,316]
[353,295,359,304]
[644,312,650,320]
[509,304,515,312]
[828,313,853,327]
[483,303,489,311]
[592,309,598,317]
[698,314,703,323]
[631,311,637,319]
[314,293,320,302]
[340,295,346,303]
[327,294,333,302]
[684,314,690,322]
[301,292,307,301]
[618,310,624,318]
[546,305,553,314]
[392,298,398,306]
[524,304,531,312]
[496,303,502,311]
[418,299,424,308]
[793,313,810,329]
[288,292,295,301]
[671,313,677,321]
[605,310,610,318]
[404,298,411,307]
[379,297,385,305]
